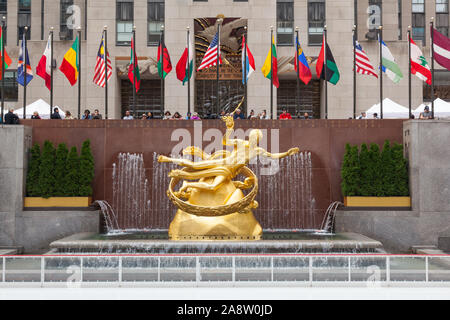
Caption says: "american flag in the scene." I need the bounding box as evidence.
[197,31,222,71]
[355,40,378,78]
[93,35,112,87]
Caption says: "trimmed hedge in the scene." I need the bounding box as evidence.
[341,140,410,197]
[26,140,95,198]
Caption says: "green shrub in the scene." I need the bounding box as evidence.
[341,140,410,197]
[54,143,69,197]
[79,139,95,197]
[358,144,371,196]
[38,141,56,198]
[391,143,410,196]
[26,143,41,197]
[368,143,383,196]
[63,147,80,197]
[341,144,361,196]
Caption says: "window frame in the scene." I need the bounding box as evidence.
[116,0,134,46]
[147,0,164,47]
[60,0,74,41]
[277,0,294,46]
[308,0,326,46]
[17,0,31,44]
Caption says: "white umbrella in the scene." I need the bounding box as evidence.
[366,98,410,119]
[14,99,65,119]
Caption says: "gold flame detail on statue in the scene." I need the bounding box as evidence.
[158,102,299,241]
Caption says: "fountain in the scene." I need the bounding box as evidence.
[50,107,384,254]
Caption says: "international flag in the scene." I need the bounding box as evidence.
[294,36,312,85]
[242,35,255,84]
[316,35,340,85]
[197,31,222,71]
[0,26,11,80]
[93,34,112,88]
[261,35,279,88]
[410,37,432,85]
[354,40,378,78]
[157,40,172,79]
[59,36,79,86]
[128,37,141,92]
[380,40,403,84]
[36,35,52,90]
[176,34,194,85]
[17,34,33,86]
[432,26,450,71]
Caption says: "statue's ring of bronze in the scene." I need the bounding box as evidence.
[167,166,258,217]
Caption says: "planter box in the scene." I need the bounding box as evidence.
[24,197,93,208]
[344,197,411,208]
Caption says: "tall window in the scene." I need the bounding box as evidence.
[18,0,31,42]
[60,0,74,40]
[0,70,18,101]
[366,0,381,40]
[277,0,294,46]
[0,0,6,45]
[398,0,402,40]
[412,0,425,45]
[116,0,134,46]
[308,0,325,45]
[148,0,164,46]
[436,0,449,37]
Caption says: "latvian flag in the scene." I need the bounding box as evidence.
[197,31,222,71]
[36,35,52,90]
[93,35,112,87]
[354,40,378,78]
[410,37,431,85]
[432,26,450,71]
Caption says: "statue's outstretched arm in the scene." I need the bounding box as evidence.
[256,147,300,159]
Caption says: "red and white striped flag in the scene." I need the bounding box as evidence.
[354,40,378,78]
[93,35,112,87]
[197,31,222,71]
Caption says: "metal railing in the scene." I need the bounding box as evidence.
[1,254,450,287]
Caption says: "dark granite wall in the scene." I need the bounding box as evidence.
[22,119,404,229]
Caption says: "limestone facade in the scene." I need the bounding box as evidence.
[0,0,448,119]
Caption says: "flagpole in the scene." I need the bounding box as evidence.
[217,18,222,117]
[132,26,136,118]
[431,17,435,119]
[270,26,273,120]
[408,26,412,119]
[50,27,54,117]
[1,16,5,122]
[295,27,300,117]
[161,25,165,113]
[353,25,357,119]
[104,26,108,119]
[244,26,248,114]
[324,25,328,120]
[23,27,28,120]
[77,27,82,119]
[379,25,383,120]
[187,26,191,117]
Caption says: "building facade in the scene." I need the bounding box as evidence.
[0,0,449,119]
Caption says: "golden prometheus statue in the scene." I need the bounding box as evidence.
[158,105,299,241]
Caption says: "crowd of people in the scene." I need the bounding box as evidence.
[0,105,436,124]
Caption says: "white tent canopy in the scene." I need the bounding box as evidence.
[14,99,65,119]
[366,98,410,119]
[414,98,450,119]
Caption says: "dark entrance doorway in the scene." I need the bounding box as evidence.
[277,80,321,118]
[195,17,248,117]
[121,79,163,118]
